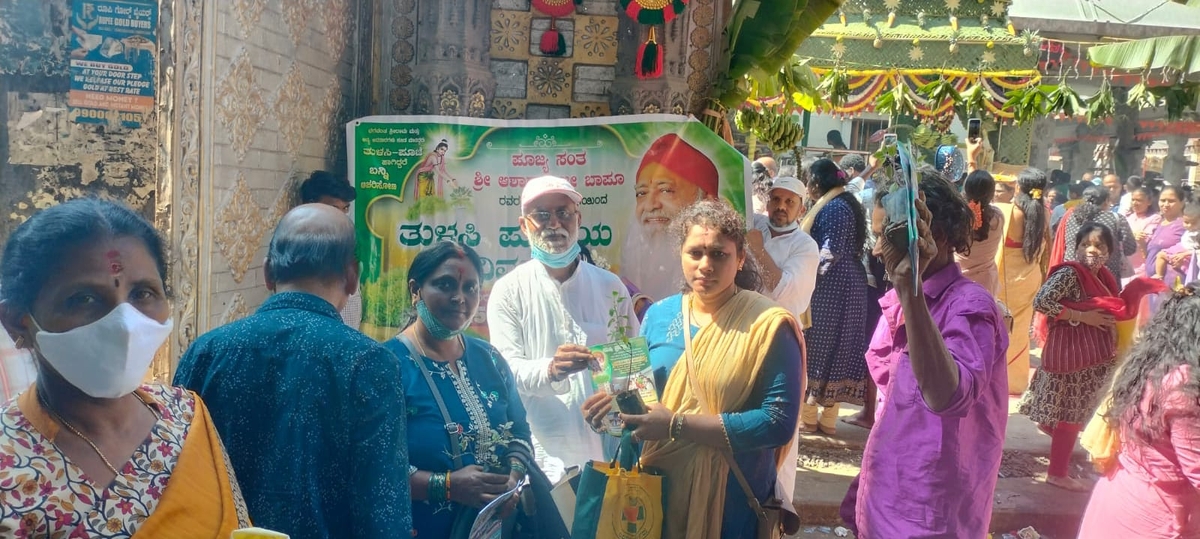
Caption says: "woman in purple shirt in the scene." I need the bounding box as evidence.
[843,168,1010,538]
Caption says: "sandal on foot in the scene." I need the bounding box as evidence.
[1046,475,1091,492]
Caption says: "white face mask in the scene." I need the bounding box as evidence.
[32,303,173,399]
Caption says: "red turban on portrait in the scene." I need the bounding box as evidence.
[636,134,719,197]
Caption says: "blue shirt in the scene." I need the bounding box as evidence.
[175,292,412,539]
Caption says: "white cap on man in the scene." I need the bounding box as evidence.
[769,176,805,198]
[520,175,582,213]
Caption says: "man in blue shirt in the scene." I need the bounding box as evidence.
[175,204,411,539]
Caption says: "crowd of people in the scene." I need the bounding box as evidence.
[1,142,1199,538]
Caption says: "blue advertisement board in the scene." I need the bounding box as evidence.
[68,0,157,127]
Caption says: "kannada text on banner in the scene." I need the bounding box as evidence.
[348,115,751,342]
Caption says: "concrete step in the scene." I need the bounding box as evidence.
[790,400,1092,538]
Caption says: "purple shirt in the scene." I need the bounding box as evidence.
[856,264,1009,538]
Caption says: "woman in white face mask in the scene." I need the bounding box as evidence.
[0,199,251,537]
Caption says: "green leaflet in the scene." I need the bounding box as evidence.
[1126,81,1160,111]
[1149,84,1200,121]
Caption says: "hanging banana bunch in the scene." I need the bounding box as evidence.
[737,108,803,153]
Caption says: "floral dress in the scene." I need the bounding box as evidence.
[383,336,533,538]
[0,384,240,538]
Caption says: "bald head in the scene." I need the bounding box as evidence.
[265,203,357,287]
[755,157,779,178]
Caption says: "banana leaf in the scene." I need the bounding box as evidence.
[719,0,845,108]
[727,0,804,82]
[1087,35,1200,76]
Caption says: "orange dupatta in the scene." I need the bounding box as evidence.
[133,391,250,537]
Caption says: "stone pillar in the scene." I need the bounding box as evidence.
[610,0,729,117]
[1028,116,1056,171]
[1164,134,1190,185]
[382,0,496,117]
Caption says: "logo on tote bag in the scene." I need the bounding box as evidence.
[614,484,656,539]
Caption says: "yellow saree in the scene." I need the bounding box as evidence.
[995,203,1047,394]
[640,291,802,539]
[4,385,250,538]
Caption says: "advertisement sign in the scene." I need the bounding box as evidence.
[68,0,157,127]
[349,114,751,341]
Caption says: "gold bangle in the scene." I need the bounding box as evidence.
[670,413,684,441]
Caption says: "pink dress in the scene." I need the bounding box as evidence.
[1077,366,1200,539]
[1127,211,1163,280]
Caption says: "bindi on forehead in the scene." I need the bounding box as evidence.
[106,250,124,286]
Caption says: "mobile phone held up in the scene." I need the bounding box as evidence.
[967,118,982,141]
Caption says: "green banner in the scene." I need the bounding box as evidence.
[348,114,751,341]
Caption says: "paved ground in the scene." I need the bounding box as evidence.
[788,396,1093,539]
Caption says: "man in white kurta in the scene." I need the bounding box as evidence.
[748,177,820,317]
[487,176,640,483]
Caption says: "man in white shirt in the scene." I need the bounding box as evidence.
[487,175,640,483]
[747,177,820,317]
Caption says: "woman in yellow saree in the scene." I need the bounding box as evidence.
[0,199,249,538]
[583,200,805,539]
[995,168,1051,394]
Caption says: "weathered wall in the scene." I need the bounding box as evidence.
[0,0,157,245]
[197,0,365,332]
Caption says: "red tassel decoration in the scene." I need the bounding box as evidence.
[540,18,567,56]
[635,27,663,79]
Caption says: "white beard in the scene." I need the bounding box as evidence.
[620,219,682,301]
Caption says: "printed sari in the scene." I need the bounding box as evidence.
[0,384,250,538]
